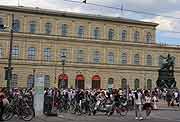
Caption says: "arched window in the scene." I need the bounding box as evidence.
[121,78,127,89]
[61,24,68,36]
[78,26,84,38]
[121,52,127,64]
[93,50,100,64]
[94,27,100,39]
[0,17,3,32]
[147,79,152,89]
[29,21,36,33]
[108,78,114,89]
[13,19,20,32]
[146,32,152,43]
[108,52,114,64]
[134,54,140,65]
[44,75,50,88]
[45,22,52,34]
[28,47,36,60]
[11,74,18,88]
[108,29,114,40]
[122,30,127,41]
[134,79,140,90]
[147,55,152,65]
[27,74,34,88]
[134,31,140,42]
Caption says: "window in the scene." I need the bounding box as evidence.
[121,53,127,64]
[0,17,3,32]
[146,32,152,43]
[147,55,152,65]
[134,31,140,42]
[134,54,140,65]
[147,79,152,89]
[0,48,3,58]
[28,47,36,60]
[44,48,51,61]
[108,29,114,40]
[94,27,100,39]
[61,24,68,36]
[77,49,84,63]
[44,75,50,88]
[93,50,100,64]
[122,30,127,41]
[29,21,36,33]
[11,74,18,88]
[134,79,140,90]
[78,26,84,38]
[13,19,20,32]
[121,78,127,89]
[45,22,52,34]
[12,47,19,58]
[60,48,68,60]
[27,74,34,88]
[108,78,114,88]
[108,52,114,64]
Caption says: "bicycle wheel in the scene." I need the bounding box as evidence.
[120,106,128,116]
[21,107,34,121]
[2,105,14,121]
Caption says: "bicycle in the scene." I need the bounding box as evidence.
[2,95,34,121]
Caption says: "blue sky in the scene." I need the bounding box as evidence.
[0,0,180,45]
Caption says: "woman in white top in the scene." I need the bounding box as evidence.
[134,90,143,120]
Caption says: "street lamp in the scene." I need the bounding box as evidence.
[0,14,14,90]
[60,52,66,89]
[32,69,36,88]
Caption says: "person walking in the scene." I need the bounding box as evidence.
[134,89,143,120]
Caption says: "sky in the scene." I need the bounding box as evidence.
[0,0,180,45]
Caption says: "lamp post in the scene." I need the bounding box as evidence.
[61,52,66,89]
[32,69,36,88]
[0,14,14,90]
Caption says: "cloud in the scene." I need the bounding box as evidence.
[143,11,180,40]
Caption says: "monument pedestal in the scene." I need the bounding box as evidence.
[156,69,176,89]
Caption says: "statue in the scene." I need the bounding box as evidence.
[159,54,175,71]
[157,54,176,89]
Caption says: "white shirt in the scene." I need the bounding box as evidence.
[134,92,142,105]
[145,96,151,103]
[174,92,178,98]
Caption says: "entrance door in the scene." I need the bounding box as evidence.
[92,75,101,89]
[75,74,85,89]
[58,74,68,89]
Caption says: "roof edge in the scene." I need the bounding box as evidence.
[0,5,159,27]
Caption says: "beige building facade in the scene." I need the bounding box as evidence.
[0,5,180,89]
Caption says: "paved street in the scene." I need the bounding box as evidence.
[5,108,180,122]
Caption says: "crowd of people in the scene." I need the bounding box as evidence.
[0,87,180,121]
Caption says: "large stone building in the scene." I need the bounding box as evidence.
[0,5,180,89]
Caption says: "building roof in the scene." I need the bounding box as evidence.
[0,5,158,27]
